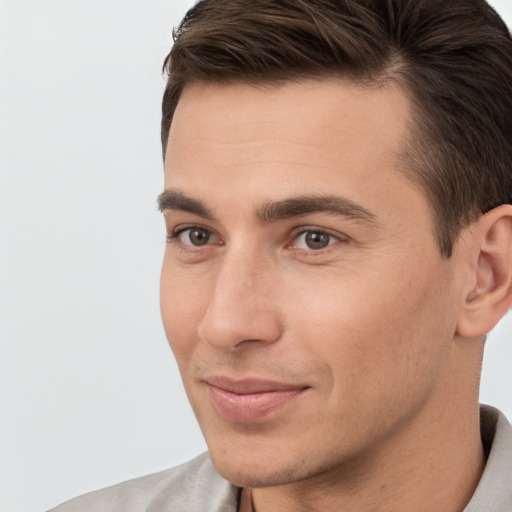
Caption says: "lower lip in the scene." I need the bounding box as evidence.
[208,385,307,422]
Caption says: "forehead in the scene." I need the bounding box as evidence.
[164,79,416,217]
[167,78,410,156]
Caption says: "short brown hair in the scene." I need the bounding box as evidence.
[161,0,512,257]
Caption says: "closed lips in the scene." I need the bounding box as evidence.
[204,376,310,422]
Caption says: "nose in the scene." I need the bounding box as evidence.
[197,251,282,351]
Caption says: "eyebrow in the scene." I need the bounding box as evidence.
[158,189,378,226]
[255,195,378,225]
[158,190,214,219]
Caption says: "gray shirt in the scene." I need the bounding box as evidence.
[49,406,512,512]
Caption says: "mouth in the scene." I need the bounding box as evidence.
[203,375,309,423]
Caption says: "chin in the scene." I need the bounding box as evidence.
[207,442,321,489]
[211,459,296,489]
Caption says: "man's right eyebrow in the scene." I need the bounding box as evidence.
[157,190,214,219]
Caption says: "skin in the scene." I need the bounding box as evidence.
[160,80,494,511]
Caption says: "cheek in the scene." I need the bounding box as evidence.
[284,260,455,394]
[160,258,210,360]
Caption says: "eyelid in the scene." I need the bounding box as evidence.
[166,222,347,253]
[167,224,221,246]
[168,222,209,236]
[288,226,348,251]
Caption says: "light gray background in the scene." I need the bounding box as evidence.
[0,1,511,511]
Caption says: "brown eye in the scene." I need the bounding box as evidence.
[179,228,211,246]
[305,231,331,249]
[295,230,336,250]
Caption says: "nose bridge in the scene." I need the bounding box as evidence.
[197,243,281,351]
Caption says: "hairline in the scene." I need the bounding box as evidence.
[162,71,451,257]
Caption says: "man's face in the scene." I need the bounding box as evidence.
[160,80,464,487]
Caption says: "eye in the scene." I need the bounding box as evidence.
[293,230,339,250]
[174,227,216,246]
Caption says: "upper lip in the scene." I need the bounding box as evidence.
[203,375,309,394]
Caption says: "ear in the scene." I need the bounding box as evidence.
[456,204,512,338]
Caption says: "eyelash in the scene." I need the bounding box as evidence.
[290,229,341,250]
[167,225,346,254]
[166,225,218,245]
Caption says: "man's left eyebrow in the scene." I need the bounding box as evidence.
[255,195,379,226]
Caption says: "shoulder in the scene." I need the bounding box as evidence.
[465,406,512,512]
[48,452,240,512]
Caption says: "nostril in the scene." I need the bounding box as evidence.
[197,303,282,352]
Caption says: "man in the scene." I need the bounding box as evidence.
[51,0,512,511]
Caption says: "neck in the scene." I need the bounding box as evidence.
[243,403,484,512]
[243,337,486,512]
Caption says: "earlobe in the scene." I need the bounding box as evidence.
[456,205,512,338]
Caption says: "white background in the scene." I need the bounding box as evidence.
[1,1,511,511]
